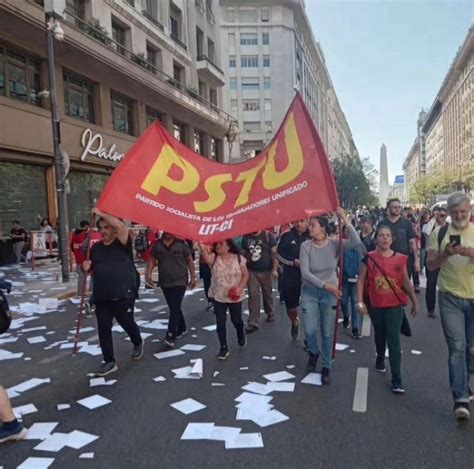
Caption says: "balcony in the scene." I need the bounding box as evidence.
[170,34,187,51]
[141,10,164,31]
[196,55,225,87]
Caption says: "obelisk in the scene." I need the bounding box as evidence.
[379,144,389,206]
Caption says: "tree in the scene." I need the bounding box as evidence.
[331,153,378,209]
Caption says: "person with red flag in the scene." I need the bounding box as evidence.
[300,208,360,385]
[198,239,249,359]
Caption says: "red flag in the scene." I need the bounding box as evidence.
[98,93,339,241]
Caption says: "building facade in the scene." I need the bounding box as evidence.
[0,0,232,236]
[388,175,406,204]
[423,101,444,174]
[403,138,421,202]
[219,0,354,161]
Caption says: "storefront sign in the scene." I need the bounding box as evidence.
[80,128,124,162]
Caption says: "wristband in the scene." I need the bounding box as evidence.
[356,302,365,310]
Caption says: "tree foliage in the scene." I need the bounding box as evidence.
[332,154,379,209]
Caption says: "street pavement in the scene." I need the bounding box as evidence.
[1,261,474,469]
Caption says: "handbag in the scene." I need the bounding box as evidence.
[0,290,12,334]
[367,254,412,338]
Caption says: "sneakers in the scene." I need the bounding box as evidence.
[342,318,350,329]
[306,352,319,372]
[175,329,187,340]
[351,328,362,339]
[374,357,386,373]
[238,334,247,349]
[245,324,258,334]
[132,342,144,360]
[321,367,331,385]
[95,361,118,377]
[454,403,470,421]
[391,381,405,394]
[164,333,175,348]
[217,347,229,360]
[266,314,275,323]
[291,319,299,341]
[206,301,214,311]
[0,421,27,443]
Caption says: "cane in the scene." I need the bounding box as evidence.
[72,212,96,355]
[332,223,344,359]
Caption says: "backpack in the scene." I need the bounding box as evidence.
[0,290,12,334]
[437,223,449,250]
[134,230,149,253]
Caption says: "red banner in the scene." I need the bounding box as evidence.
[98,93,339,242]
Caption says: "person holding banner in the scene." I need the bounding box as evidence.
[300,208,361,385]
[199,240,249,359]
[82,208,143,377]
[276,220,310,340]
[146,233,196,348]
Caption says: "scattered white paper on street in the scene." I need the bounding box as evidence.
[170,398,206,415]
[142,320,168,330]
[266,382,295,393]
[235,392,273,406]
[154,349,186,359]
[0,349,24,361]
[14,403,38,417]
[286,365,296,369]
[17,457,55,469]
[263,371,295,382]
[181,422,216,440]
[241,382,272,396]
[22,326,47,333]
[66,430,99,449]
[213,371,220,377]
[211,383,225,386]
[153,376,166,382]
[25,422,59,440]
[0,336,18,344]
[180,344,207,352]
[240,367,249,371]
[79,453,95,459]
[34,433,70,452]
[335,343,350,351]
[89,378,117,387]
[202,324,217,331]
[225,433,264,449]
[68,327,95,334]
[262,356,277,360]
[57,404,70,411]
[8,377,50,394]
[27,336,47,344]
[411,350,422,355]
[77,394,111,410]
[301,373,322,386]
[137,298,160,303]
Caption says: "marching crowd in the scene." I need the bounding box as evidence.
[1,191,473,444]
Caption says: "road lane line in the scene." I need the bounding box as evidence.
[362,315,371,337]
[353,367,368,413]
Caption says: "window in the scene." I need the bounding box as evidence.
[210,88,217,108]
[264,99,271,111]
[243,121,260,132]
[240,33,258,45]
[173,61,183,83]
[112,20,126,55]
[65,0,85,28]
[265,121,272,132]
[230,78,237,90]
[143,0,158,19]
[239,9,257,22]
[193,129,204,154]
[241,78,259,90]
[241,56,258,67]
[111,92,133,135]
[263,55,270,67]
[229,55,236,67]
[230,99,238,112]
[0,46,41,106]
[63,72,94,123]
[228,33,235,46]
[207,37,215,62]
[196,27,204,57]
[264,77,271,90]
[173,120,186,143]
[262,32,269,45]
[146,106,162,127]
[243,99,259,111]
[261,8,270,22]
[170,4,182,41]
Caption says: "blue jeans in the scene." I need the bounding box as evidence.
[301,284,337,368]
[439,292,474,403]
[342,282,361,332]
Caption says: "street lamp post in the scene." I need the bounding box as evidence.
[45,4,69,282]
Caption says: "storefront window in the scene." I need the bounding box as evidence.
[146,106,163,127]
[0,45,41,106]
[67,172,109,229]
[0,163,47,236]
[111,92,134,135]
[63,72,95,123]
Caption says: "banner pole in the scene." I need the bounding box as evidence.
[72,213,96,355]
[332,223,344,359]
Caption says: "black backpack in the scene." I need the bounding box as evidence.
[134,230,149,253]
[0,290,12,334]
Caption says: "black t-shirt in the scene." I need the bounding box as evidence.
[10,228,27,243]
[242,231,276,272]
[360,231,376,252]
[90,237,138,302]
[277,228,310,284]
[378,217,415,255]
[152,239,192,288]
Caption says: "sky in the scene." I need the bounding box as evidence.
[305,0,473,186]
